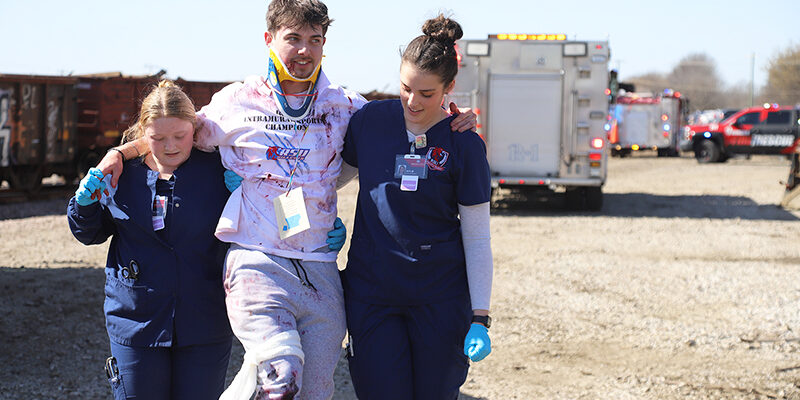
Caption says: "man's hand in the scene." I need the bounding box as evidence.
[326,217,347,251]
[97,149,124,188]
[448,102,478,133]
[224,170,244,193]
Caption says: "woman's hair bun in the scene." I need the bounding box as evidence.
[157,79,176,88]
[422,14,463,45]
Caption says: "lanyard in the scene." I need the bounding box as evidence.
[285,122,311,195]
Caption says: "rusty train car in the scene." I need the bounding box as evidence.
[0,72,229,191]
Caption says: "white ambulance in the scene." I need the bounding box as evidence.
[449,34,610,210]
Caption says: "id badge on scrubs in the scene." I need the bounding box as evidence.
[152,195,167,231]
[395,154,428,191]
[273,187,311,240]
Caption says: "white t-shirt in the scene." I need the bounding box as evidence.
[195,72,367,262]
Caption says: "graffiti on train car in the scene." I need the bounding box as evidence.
[47,100,60,153]
[0,90,10,167]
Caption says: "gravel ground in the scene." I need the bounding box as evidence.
[1,154,799,399]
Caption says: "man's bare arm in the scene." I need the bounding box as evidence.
[96,138,148,188]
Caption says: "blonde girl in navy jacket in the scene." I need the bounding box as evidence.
[68,80,233,400]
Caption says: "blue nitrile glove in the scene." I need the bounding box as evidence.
[326,217,346,251]
[464,323,492,362]
[75,168,107,206]
[224,169,243,192]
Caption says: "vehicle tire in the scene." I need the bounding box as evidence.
[668,148,680,157]
[585,186,603,211]
[696,140,719,163]
[564,188,584,210]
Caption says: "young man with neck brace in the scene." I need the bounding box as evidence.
[95,1,476,399]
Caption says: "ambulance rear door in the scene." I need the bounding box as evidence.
[488,73,562,177]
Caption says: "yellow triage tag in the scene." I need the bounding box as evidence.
[273,187,311,240]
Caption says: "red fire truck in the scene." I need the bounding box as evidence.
[608,89,687,157]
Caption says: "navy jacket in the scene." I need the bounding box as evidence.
[341,100,491,306]
[68,150,232,347]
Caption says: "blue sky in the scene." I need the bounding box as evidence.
[1,0,798,94]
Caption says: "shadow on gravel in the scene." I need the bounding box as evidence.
[493,192,799,221]
[0,266,109,398]
[0,198,71,221]
[0,266,490,399]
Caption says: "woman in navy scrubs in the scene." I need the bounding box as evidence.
[341,15,494,400]
[68,81,232,400]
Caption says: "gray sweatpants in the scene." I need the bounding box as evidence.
[223,244,346,400]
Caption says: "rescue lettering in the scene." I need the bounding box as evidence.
[751,135,794,147]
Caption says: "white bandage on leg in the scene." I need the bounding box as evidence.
[219,330,305,400]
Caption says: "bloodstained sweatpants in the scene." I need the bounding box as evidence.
[224,244,346,400]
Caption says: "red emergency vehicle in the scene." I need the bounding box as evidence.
[608,90,687,157]
[685,104,800,163]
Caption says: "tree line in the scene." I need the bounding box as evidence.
[622,43,800,111]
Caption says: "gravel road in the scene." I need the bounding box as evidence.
[1,154,799,399]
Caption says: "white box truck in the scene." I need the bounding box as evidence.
[449,34,610,210]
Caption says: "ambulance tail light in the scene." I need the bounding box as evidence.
[661,114,669,122]
[590,137,604,149]
[589,153,602,160]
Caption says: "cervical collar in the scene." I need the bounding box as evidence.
[266,48,321,120]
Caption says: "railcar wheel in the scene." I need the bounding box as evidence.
[76,150,102,179]
[8,166,43,193]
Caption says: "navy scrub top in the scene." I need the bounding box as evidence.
[68,150,232,347]
[341,99,491,306]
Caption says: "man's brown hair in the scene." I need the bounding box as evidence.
[266,0,333,35]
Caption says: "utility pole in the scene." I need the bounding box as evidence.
[749,53,755,107]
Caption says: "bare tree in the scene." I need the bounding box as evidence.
[718,82,751,110]
[762,43,800,106]
[667,53,725,111]
[623,72,669,94]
